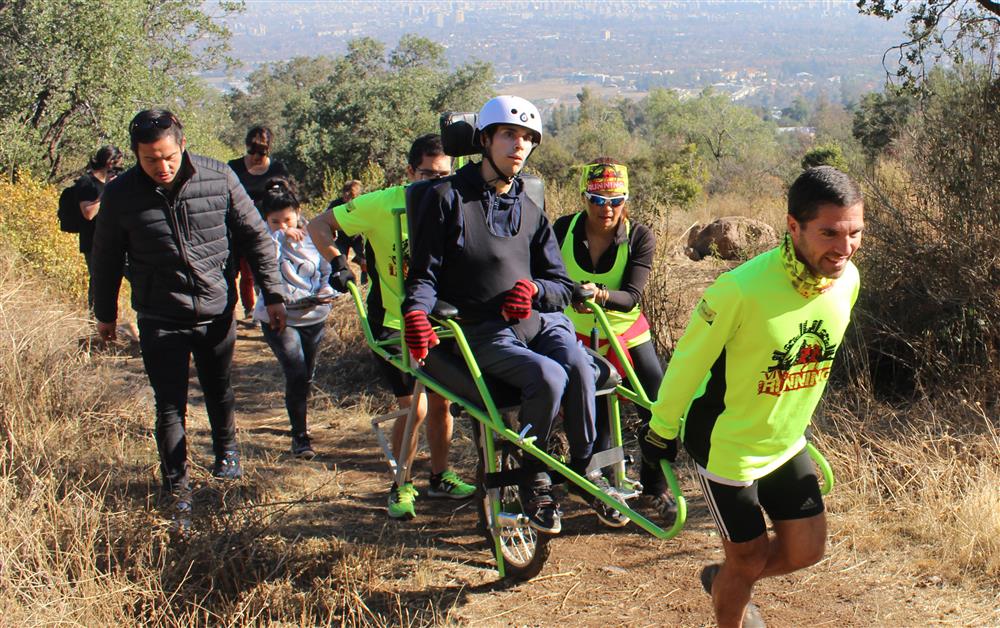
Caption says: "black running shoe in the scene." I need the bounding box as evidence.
[642,491,679,523]
[700,563,722,594]
[521,482,561,535]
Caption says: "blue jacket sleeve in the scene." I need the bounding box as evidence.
[403,185,451,315]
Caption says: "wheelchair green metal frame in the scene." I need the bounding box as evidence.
[345,207,832,578]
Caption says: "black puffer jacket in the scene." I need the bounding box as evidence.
[92,152,285,324]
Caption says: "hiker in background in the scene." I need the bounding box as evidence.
[91,109,286,521]
[228,126,291,321]
[256,178,334,460]
[640,166,864,628]
[308,134,476,520]
[552,158,675,524]
[75,145,123,309]
[327,180,368,285]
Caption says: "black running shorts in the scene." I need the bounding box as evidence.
[697,447,824,543]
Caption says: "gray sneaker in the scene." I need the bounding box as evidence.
[212,450,243,479]
[170,485,193,533]
[291,432,316,460]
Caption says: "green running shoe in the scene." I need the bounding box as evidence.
[428,469,476,499]
[388,482,418,519]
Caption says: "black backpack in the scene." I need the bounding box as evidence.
[57,180,84,233]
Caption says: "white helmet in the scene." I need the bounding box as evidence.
[476,95,543,146]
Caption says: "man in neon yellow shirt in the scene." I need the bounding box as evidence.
[308,134,475,520]
[640,166,864,628]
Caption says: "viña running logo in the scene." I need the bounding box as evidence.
[757,320,838,397]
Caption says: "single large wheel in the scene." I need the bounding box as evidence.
[473,419,551,580]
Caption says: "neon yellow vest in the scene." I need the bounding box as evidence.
[559,213,650,350]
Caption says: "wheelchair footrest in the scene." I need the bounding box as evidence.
[604,485,641,502]
[492,511,531,529]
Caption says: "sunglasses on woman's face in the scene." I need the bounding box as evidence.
[247,144,269,156]
[586,192,627,208]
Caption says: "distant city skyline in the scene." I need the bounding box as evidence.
[217,1,910,107]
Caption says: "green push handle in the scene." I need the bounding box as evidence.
[806,441,834,496]
[658,460,688,540]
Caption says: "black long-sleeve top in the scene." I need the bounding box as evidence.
[552,211,655,312]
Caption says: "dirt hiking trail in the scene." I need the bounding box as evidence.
[143,296,998,627]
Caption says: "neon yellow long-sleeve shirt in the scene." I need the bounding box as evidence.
[649,242,860,482]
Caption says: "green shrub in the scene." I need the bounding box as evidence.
[854,72,1000,399]
[0,174,88,301]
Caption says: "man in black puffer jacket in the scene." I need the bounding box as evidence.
[92,109,286,513]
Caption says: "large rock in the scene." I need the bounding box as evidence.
[686,216,778,261]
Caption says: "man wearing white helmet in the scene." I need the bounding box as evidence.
[403,96,618,535]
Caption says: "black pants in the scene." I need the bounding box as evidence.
[138,315,237,491]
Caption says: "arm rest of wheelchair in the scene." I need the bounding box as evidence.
[431,299,459,320]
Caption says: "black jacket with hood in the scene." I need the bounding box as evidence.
[91,152,285,324]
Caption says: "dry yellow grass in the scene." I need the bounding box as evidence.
[819,392,1000,589]
[0,176,997,625]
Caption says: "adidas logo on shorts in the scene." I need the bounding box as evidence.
[801,497,818,510]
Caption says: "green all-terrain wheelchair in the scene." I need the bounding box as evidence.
[347,113,687,580]
[352,112,834,580]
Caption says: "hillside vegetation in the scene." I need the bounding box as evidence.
[1,1,998,624]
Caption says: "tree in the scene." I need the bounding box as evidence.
[855,68,1000,395]
[0,0,240,181]
[858,0,1000,88]
[667,89,781,195]
[851,87,916,161]
[781,97,811,124]
[225,56,338,151]
[279,36,493,196]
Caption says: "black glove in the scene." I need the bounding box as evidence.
[639,424,678,464]
[328,254,356,293]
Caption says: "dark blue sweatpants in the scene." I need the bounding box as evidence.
[464,311,598,461]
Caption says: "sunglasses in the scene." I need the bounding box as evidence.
[585,192,628,208]
[247,144,270,156]
[415,167,450,179]
[129,115,178,135]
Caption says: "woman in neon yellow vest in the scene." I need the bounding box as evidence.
[552,158,673,520]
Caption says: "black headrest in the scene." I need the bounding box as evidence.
[440,111,480,157]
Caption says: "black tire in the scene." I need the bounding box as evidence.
[473,419,551,581]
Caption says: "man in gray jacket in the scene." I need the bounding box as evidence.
[92,109,286,515]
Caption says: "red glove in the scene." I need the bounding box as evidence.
[404,310,438,362]
[501,279,537,320]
